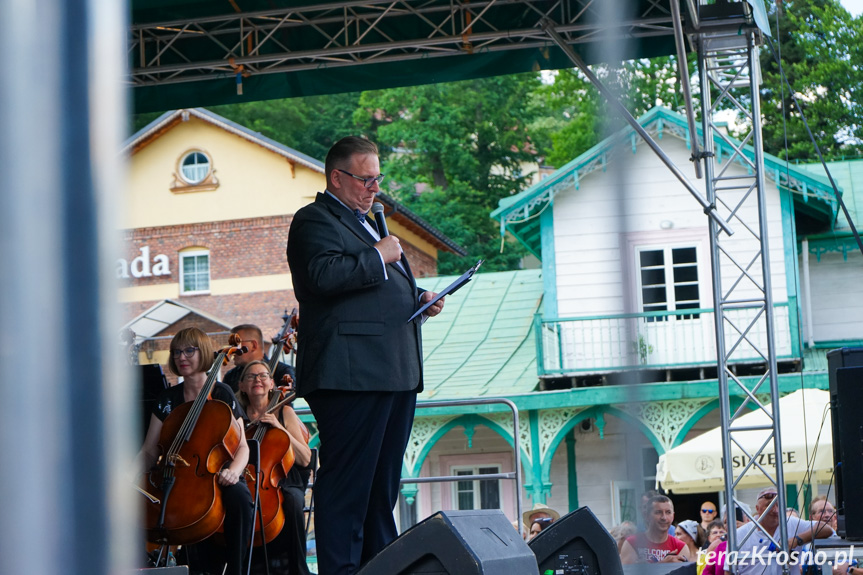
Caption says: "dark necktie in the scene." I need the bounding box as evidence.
[353,209,366,223]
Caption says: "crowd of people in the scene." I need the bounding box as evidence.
[609,489,849,575]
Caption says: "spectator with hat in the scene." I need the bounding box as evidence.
[523,503,560,530]
[676,519,701,557]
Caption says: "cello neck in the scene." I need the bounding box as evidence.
[166,334,244,456]
[251,389,283,442]
[267,308,297,376]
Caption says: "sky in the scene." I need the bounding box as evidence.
[841,0,863,16]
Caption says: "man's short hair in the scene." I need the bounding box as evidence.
[647,494,673,509]
[325,137,379,187]
[232,324,263,345]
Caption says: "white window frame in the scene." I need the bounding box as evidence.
[611,480,638,525]
[179,151,211,185]
[635,243,701,321]
[179,249,210,295]
[450,465,501,511]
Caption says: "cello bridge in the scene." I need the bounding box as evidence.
[168,454,190,467]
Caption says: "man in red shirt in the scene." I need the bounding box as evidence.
[620,495,691,564]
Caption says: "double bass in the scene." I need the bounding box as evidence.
[141,334,247,545]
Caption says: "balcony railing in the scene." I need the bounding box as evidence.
[536,303,793,376]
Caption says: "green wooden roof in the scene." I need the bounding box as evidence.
[417,269,543,400]
[491,107,841,259]
[798,159,863,228]
[795,159,863,257]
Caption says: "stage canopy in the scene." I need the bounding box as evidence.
[129,0,769,113]
[656,389,834,494]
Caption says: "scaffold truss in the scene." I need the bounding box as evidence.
[129,0,691,87]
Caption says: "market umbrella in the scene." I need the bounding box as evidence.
[656,389,833,493]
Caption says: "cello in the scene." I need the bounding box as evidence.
[237,309,301,546]
[141,333,247,545]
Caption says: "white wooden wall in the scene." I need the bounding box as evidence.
[552,136,789,320]
[801,250,863,342]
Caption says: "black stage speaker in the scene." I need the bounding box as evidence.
[139,364,168,439]
[357,509,538,575]
[828,348,863,540]
[132,567,189,574]
[528,506,624,575]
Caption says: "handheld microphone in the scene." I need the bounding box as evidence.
[371,202,389,238]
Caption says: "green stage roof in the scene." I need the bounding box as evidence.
[128,0,767,113]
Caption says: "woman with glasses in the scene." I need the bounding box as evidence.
[136,327,253,575]
[237,360,311,575]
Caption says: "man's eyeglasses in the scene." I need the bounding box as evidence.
[243,373,271,382]
[171,346,199,358]
[534,517,553,524]
[336,169,386,189]
[759,492,778,501]
[702,508,717,514]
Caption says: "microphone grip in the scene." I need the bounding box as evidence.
[371,202,389,238]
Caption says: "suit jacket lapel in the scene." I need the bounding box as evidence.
[317,193,376,247]
[317,192,415,284]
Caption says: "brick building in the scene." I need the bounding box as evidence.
[120,108,464,368]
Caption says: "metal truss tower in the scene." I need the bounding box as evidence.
[697,26,789,565]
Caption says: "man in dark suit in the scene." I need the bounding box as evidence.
[287,137,444,575]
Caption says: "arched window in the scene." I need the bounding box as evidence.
[180,151,211,184]
[171,149,219,192]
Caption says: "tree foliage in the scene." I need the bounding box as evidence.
[531,56,684,167]
[355,74,543,274]
[757,0,863,160]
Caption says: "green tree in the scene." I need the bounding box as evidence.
[532,56,684,167]
[356,74,544,273]
[758,0,863,160]
[211,92,362,160]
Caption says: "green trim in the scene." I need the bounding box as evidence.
[803,233,863,262]
[786,484,798,516]
[811,340,863,349]
[566,434,578,511]
[540,206,558,318]
[780,188,803,356]
[410,372,828,416]
[540,405,663,507]
[403,414,532,479]
[543,304,789,323]
[671,396,748,447]
[797,483,814,519]
[526,410,548,502]
[533,312,547,377]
